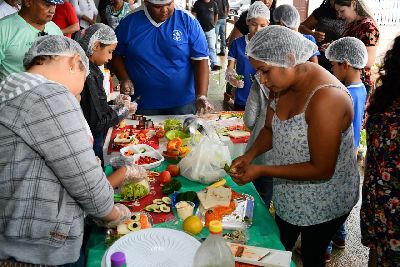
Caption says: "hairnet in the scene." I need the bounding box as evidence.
[75,23,117,57]
[23,35,89,76]
[273,4,300,29]
[246,1,270,22]
[246,25,318,68]
[146,0,173,4]
[325,37,368,69]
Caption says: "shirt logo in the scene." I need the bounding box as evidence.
[172,30,183,41]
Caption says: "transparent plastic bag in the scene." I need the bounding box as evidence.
[178,134,231,184]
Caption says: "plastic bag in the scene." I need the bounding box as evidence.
[178,135,231,184]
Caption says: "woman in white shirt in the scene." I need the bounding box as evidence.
[78,0,98,29]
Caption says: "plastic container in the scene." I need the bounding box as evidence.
[111,251,126,267]
[193,220,235,267]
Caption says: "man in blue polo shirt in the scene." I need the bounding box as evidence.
[111,0,214,115]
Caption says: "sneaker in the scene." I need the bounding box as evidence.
[332,239,346,249]
[211,65,222,71]
[325,253,332,263]
[217,51,225,56]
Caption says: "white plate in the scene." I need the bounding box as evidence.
[103,228,200,267]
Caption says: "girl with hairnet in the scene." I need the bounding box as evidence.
[226,1,270,111]
[334,0,379,95]
[360,34,400,267]
[0,35,133,265]
[324,36,368,261]
[229,26,360,267]
[273,4,320,64]
[76,23,136,163]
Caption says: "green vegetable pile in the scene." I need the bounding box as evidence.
[121,180,150,200]
[164,119,182,132]
[161,179,182,195]
[235,74,244,81]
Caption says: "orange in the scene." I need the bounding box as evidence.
[182,215,203,235]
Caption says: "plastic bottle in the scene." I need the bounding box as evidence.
[193,220,235,267]
[111,251,127,267]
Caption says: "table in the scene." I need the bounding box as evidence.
[102,115,248,165]
[85,161,295,267]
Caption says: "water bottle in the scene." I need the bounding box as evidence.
[193,220,235,267]
[111,251,127,267]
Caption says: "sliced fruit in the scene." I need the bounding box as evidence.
[130,213,140,222]
[162,196,171,204]
[153,199,164,205]
[145,205,154,212]
[117,224,130,235]
[127,221,141,231]
[159,204,171,213]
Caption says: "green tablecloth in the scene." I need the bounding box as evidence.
[85,162,295,267]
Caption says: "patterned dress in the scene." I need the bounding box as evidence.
[361,100,400,266]
[342,17,380,92]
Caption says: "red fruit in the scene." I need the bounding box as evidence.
[159,171,172,184]
[166,164,180,177]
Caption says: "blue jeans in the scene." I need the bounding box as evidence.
[204,29,219,67]
[326,223,347,254]
[252,176,273,206]
[136,101,196,115]
[215,18,227,52]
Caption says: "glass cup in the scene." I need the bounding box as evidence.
[175,201,195,221]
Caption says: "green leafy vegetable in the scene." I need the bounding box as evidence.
[164,119,182,132]
[161,179,182,195]
[121,180,149,200]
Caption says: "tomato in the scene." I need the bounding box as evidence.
[159,170,172,184]
[166,164,180,177]
[156,128,165,138]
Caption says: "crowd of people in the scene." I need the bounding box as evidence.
[0,0,398,266]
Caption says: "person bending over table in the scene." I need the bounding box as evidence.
[230,26,360,267]
[0,36,135,266]
[111,0,214,115]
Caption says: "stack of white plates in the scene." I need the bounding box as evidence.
[102,228,201,267]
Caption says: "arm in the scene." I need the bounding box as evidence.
[299,15,326,43]
[365,46,377,68]
[107,166,127,188]
[23,86,114,219]
[111,55,130,81]
[61,23,80,35]
[192,59,209,97]
[226,27,242,48]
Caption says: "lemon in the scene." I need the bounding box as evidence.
[182,215,203,235]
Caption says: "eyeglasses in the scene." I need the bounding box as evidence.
[38,31,48,37]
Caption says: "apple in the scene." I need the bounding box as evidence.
[159,170,172,184]
[166,164,180,177]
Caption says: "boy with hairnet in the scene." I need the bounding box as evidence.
[76,23,136,163]
[324,36,368,259]
[273,4,320,64]
[226,1,270,111]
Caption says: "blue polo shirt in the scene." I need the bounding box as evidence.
[303,34,321,58]
[228,35,256,106]
[347,82,367,148]
[114,6,208,109]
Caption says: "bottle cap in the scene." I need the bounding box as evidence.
[208,220,223,234]
[111,251,126,267]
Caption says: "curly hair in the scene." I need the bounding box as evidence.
[367,35,400,114]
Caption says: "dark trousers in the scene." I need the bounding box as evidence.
[93,131,105,166]
[276,213,349,267]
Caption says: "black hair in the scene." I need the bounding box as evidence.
[367,35,400,114]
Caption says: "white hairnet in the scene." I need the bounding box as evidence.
[246,25,318,68]
[23,35,89,76]
[146,0,173,4]
[273,4,300,29]
[76,23,117,57]
[246,1,270,22]
[325,37,368,69]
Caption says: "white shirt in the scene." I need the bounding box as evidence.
[0,1,19,19]
[78,0,98,29]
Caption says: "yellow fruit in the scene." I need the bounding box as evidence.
[182,215,203,235]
